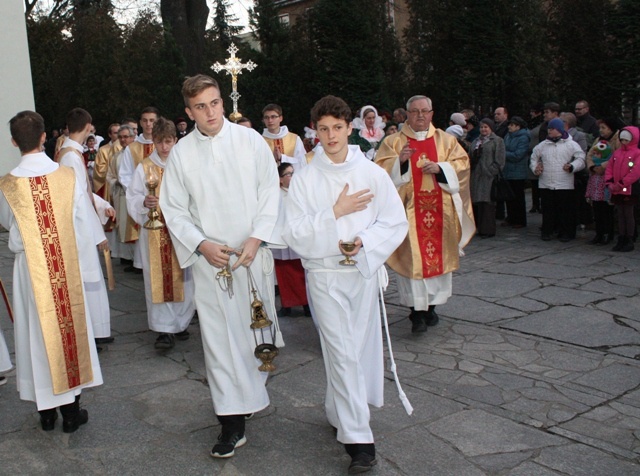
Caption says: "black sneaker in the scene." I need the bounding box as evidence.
[210,431,246,458]
[154,333,175,350]
[410,312,427,334]
[425,309,439,326]
[348,453,377,474]
[174,330,190,341]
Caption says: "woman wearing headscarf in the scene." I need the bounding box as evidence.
[470,118,506,237]
[349,105,385,160]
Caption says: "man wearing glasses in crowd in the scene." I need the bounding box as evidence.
[376,95,475,334]
[261,103,307,170]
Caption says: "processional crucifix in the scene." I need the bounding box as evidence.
[211,43,257,122]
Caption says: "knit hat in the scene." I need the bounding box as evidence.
[445,125,464,139]
[450,113,466,127]
[548,118,565,132]
[619,129,633,142]
[480,118,495,131]
[599,117,624,135]
[594,141,612,160]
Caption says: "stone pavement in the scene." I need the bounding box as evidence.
[1,209,640,475]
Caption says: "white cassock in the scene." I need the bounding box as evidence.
[119,135,153,269]
[262,126,307,171]
[282,145,408,444]
[126,151,195,333]
[106,148,135,260]
[160,120,281,416]
[58,139,112,339]
[0,327,11,373]
[0,152,103,410]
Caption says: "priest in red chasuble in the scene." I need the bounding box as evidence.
[376,95,475,333]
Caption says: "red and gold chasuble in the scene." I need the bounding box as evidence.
[0,168,93,394]
[142,159,184,304]
[408,138,445,278]
[264,133,298,157]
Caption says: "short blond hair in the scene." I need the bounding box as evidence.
[182,75,220,107]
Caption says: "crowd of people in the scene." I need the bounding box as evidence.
[0,78,638,474]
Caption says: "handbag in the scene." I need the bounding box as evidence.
[491,170,515,202]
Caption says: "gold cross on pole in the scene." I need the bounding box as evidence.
[211,43,257,122]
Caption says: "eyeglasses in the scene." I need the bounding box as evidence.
[575,107,586,111]
[408,109,432,115]
[263,115,281,120]
[280,172,294,177]
[118,135,131,139]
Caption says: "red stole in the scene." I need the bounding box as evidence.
[409,137,445,278]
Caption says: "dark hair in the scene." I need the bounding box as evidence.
[278,162,293,177]
[140,106,160,118]
[543,102,561,113]
[9,110,45,153]
[121,117,137,125]
[237,117,251,124]
[310,95,352,125]
[151,117,177,141]
[66,107,92,134]
[262,104,283,116]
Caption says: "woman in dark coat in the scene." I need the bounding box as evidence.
[503,116,531,228]
[470,118,505,237]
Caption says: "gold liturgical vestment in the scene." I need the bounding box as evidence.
[0,167,93,394]
[263,132,298,157]
[93,141,122,203]
[142,159,184,304]
[376,126,474,280]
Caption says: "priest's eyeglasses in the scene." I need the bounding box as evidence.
[280,171,294,177]
[408,108,433,116]
[264,114,281,120]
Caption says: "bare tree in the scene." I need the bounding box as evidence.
[160,0,209,75]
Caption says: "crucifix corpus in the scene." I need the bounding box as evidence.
[211,43,257,122]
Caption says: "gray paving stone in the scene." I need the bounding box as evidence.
[535,443,640,475]
[509,462,564,475]
[573,363,640,395]
[454,271,541,298]
[604,271,640,289]
[596,295,640,321]
[470,451,533,473]
[502,306,640,348]
[498,296,549,312]
[428,409,564,456]
[491,261,623,279]
[580,279,639,297]
[524,286,607,306]
[440,295,525,323]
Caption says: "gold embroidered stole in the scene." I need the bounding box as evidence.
[124,142,155,242]
[0,168,93,394]
[264,132,298,156]
[142,159,184,303]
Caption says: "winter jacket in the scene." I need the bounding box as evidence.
[530,137,585,190]
[503,128,530,180]
[470,133,505,203]
[604,126,640,197]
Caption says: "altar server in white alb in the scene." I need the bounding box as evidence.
[57,107,115,347]
[0,111,102,432]
[126,117,195,350]
[282,95,409,474]
[160,75,281,459]
[261,103,307,170]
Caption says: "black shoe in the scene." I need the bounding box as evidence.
[620,237,634,252]
[303,305,311,317]
[348,453,378,474]
[120,258,133,265]
[425,308,439,327]
[174,330,190,341]
[0,376,6,386]
[589,234,603,245]
[124,265,143,274]
[96,346,103,353]
[95,337,114,344]
[278,307,291,317]
[541,233,552,241]
[63,408,88,433]
[39,409,58,431]
[154,333,175,350]
[612,236,625,251]
[210,431,247,458]
[558,235,572,243]
[410,311,427,334]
